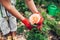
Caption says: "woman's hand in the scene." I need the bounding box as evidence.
[29,12,44,30]
[37,17,44,30]
[35,12,44,30]
[22,18,32,30]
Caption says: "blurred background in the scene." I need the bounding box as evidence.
[1,0,60,40]
[16,0,60,40]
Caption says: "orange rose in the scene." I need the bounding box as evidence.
[29,14,41,25]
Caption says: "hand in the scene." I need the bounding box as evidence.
[37,24,43,30]
[36,12,44,30]
[37,17,44,30]
[22,18,32,30]
[29,12,44,30]
[37,12,44,30]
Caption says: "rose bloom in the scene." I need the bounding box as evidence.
[29,14,41,25]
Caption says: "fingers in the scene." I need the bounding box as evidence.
[37,17,44,25]
[37,17,44,30]
[37,24,43,30]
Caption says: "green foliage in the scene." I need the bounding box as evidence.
[17,25,26,34]
[42,12,58,31]
[54,10,60,21]
[16,0,29,13]
[42,12,60,35]
[24,11,32,18]
[56,28,60,35]
[26,28,48,40]
[34,0,41,5]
